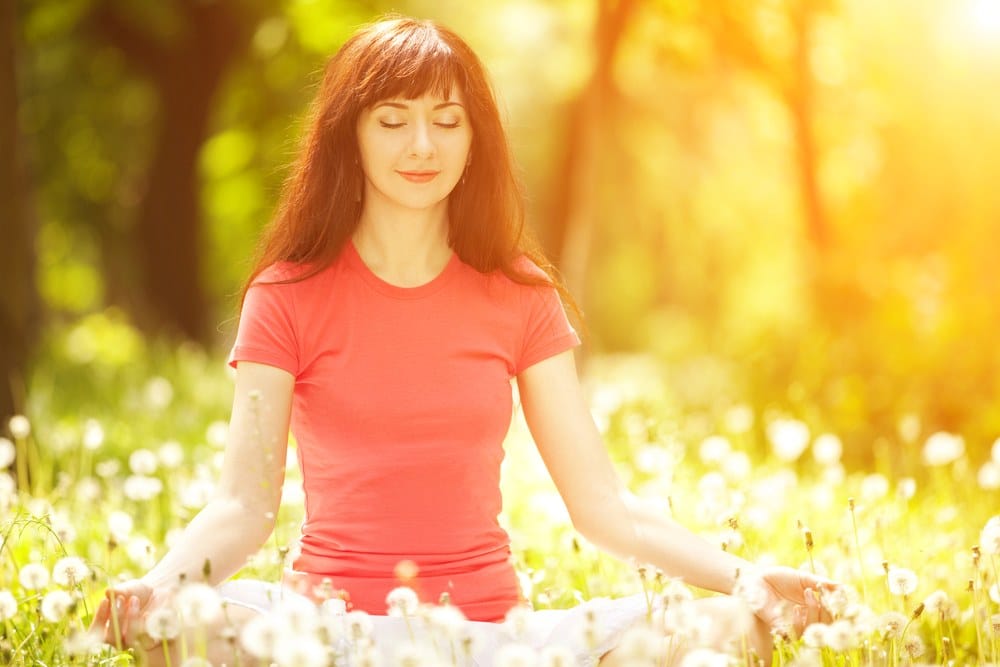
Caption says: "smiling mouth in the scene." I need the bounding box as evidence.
[397,171,439,183]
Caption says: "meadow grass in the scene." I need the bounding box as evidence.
[1,317,998,665]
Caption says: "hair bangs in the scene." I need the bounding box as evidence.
[356,25,468,108]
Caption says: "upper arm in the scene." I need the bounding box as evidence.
[217,361,294,518]
[515,351,625,531]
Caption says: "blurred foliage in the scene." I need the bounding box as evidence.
[13,0,1000,466]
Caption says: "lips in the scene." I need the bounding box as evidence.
[397,170,440,183]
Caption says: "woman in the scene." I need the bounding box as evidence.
[91,16,832,666]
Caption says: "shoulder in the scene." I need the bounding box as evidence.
[252,261,313,286]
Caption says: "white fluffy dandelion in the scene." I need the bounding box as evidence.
[496,643,538,667]
[539,646,576,667]
[145,606,181,641]
[240,612,283,659]
[980,516,1000,555]
[427,603,467,638]
[52,556,90,588]
[8,414,31,439]
[158,441,185,469]
[698,436,731,465]
[903,635,925,659]
[386,586,419,617]
[921,431,964,466]
[504,605,532,640]
[922,590,958,620]
[811,433,843,466]
[767,418,810,462]
[824,619,858,651]
[107,510,134,541]
[886,567,918,596]
[18,563,50,591]
[273,636,328,667]
[175,583,222,626]
[0,590,17,620]
[346,609,374,642]
[979,461,1000,489]
[82,420,105,450]
[679,648,730,667]
[41,590,74,622]
[129,449,159,475]
[801,623,827,648]
[878,611,908,639]
[616,624,662,661]
[123,474,163,501]
[0,437,14,468]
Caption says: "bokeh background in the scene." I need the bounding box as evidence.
[4,0,1000,470]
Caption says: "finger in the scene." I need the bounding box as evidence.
[90,597,109,631]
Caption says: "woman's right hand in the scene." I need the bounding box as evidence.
[89,579,168,650]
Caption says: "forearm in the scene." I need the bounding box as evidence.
[140,496,275,589]
[574,491,750,595]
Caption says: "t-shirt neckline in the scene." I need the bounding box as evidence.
[345,239,462,299]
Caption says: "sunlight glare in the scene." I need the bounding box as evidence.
[966,0,1000,40]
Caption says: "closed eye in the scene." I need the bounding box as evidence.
[380,121,405,129]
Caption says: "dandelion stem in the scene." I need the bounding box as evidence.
[848,498,869,606]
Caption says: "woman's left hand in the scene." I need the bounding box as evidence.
[736,565,837,637]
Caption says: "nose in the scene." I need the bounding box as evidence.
[408,120,435,158]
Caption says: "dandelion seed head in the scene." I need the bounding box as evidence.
[95,459,120,478]
[8,415,30,439]
[158,441,185,469]
[698,435,731,465]
[0,590,17,620]
[0,438,14,468]
[144,376,174,409]
[386,586,419,616]
[41,589,74,622]
[978,461,1000,489]
[724,404,754,434]
[540,645,577,667]
[721,450,751,481]
[82,420,105,450]
[52,557,90,588]
[989,582,1000,604]
[896,477,917,500]
[732,573,768,612]
[129,449,159,475]
[504,605,532,639]
[273,636,328,667]
[923,589,958,620]
[123,474,163,501]
[824,619,858,651]
[240,612,283,658]
[126,536,156,568]
[980,516,1000,555]
[18,563,50,591]
[273,595,319,634]
[887,567,918,596]
[801,622,828,648]
[878,611,908,639]
[427,603,466,637]
[63,628,103,656]
[661,578,694,607]
[860,473,889,501]
[347,609,374,640]
[496,643,538,667]
[903,635,925,658]
[767,418,810,462]
[922,431,965,466]
[107,511,134,541]
[812,433,843,466]
[175,583,222,626]
[145,606,181,641]
[679,647,730,667]
[321,597,347,616]
[206,421,229,448]
[617,624,662,660]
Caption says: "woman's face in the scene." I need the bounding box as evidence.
[356,88,473,215]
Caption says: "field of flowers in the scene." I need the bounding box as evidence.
[1,316,999,666]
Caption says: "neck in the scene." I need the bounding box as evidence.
[352,198,452,285]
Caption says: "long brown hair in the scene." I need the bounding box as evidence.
[242,16,579,322]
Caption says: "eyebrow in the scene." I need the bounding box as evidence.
[373,101,465,111]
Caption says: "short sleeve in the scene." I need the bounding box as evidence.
[515,284,581,375]
[228,272,299,376]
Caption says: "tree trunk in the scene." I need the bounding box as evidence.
[0,0,39,427]
[551,0,638,303]
[92,1,252,341]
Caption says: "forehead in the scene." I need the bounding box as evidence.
[369,87,466,110]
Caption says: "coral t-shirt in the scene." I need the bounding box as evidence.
[228,241,580,621]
